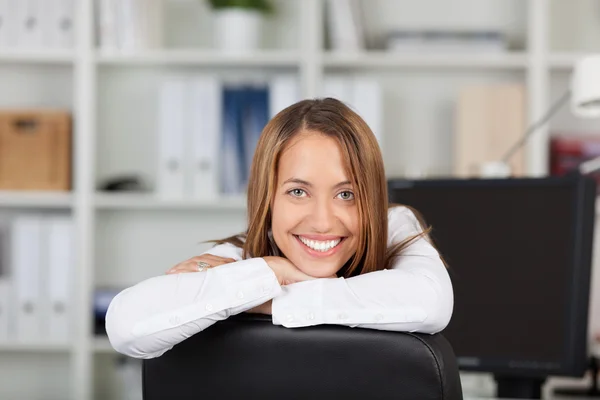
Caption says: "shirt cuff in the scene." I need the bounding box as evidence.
[271,276,428,328]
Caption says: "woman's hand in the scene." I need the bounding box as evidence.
[263,256,315,286]
[166,254,236,274]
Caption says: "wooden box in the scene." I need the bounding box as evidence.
[0,110,72,191]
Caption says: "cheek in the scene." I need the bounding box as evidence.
[271,197,299,242]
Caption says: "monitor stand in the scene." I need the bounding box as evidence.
[495,376,546,399]
[554,357,600,397]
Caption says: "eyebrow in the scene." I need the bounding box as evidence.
[282,178,352,189]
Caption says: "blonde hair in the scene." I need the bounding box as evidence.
[214,98,433,277]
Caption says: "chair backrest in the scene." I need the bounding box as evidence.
[143,314,463,400]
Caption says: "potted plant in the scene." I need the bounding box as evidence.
[207,0,273,53]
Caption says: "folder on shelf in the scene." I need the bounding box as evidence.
[221,86,245,195]
[325,0,365,51]
[97,0,119,51]
[0,0,17,48]
[44,0,74,49]
[44,216,73,343]
[11,215,43,342]
[189,76,222,200]
[15,0,43,49]
[323,75,353,105]
[157,79,187,198]
[269,75,300,118]
[454,84,526,177]
[0,278,9,341]
[0,218,10,341]
[242,87,269,188]
[351,76,383,147]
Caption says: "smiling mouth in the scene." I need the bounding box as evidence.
[294,235,345,252]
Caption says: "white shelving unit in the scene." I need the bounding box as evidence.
[0,1,597,399]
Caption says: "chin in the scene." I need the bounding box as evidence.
[292,259,342,278]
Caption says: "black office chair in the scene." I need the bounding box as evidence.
[143,314,463,400]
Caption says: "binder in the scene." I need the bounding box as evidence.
[351,76,383,146]
[11,215,43,342]
[0,278,9,341]
[189,76,222,200]
[243,87,269,187]
[97,0,119,51]
[323,75,352,105]
[269,75,300,118]
[16,0,42,49]
[221,86,245,195]
[157,80,187,198]
[0,218,10,341]
[0,0,17,48]
[45,216,73,343]
[454,84,526,177]
[52,0,74,49]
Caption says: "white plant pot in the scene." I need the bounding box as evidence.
[213,9,263,53]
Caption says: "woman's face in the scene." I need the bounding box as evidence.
[271,130,359,278]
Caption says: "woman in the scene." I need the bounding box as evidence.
[106,98,453,359]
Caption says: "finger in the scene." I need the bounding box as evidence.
[190,255,236,266]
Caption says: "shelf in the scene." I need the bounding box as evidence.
[549,52,588,70]
[0,49,74,64]
[93,337,115,354]
[95,49,302,67]
[94,193,247,211]
[0,191,73,209]
[0,341,71,352]
[323,51,528,69]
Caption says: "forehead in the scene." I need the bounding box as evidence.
[278,130,350,182]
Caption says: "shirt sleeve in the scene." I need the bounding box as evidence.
[105,243,281,359]
[271,206,454,334]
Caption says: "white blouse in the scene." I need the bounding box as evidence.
[105,206,454,359]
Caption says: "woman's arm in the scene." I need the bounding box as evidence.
[105,243,281,359]
[270,206,454,333]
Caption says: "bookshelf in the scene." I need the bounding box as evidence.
[0,1,598,400]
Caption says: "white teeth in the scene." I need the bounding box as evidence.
[298,236,342,252]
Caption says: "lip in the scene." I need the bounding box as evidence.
[293,235,345,258]
[295,234,343,241]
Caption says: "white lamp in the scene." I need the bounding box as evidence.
[480,54,600,178]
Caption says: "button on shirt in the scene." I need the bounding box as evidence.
[105,206,454,359]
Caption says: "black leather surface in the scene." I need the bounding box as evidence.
[143,314,463,400]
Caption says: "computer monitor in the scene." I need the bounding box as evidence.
[387,175,597,399]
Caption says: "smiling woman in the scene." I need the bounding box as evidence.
[105,98,454,360]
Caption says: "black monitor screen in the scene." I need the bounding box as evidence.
[388,177,595,375]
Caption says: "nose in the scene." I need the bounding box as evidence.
[309,198,336,233]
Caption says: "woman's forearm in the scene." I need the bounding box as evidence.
[105,258,281,359]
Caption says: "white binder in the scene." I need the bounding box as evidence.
[45,216,73,343]
[351,76,383,147]
[11,215,43,342]
[51,0,74,49]
[0,278,9,341]
[157,79,187,198]
[97,0,118,51]
[0,0,16,48]
[269,75,300,118]
[0,218,11,341]
[16,0,42,49]
[323,75,352,105]
[189,76,222,200]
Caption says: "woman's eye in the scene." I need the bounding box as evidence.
[288,189,306,197]
[337,191,354,200]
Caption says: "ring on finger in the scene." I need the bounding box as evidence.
[196,261,211,272]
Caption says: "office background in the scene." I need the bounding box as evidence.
[0,0,599,399]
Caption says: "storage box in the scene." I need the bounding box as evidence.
[0,110,71,191]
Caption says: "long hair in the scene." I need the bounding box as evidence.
[213,98,434,277]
